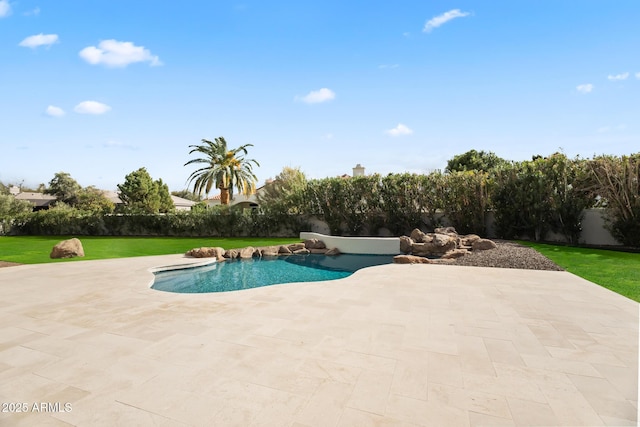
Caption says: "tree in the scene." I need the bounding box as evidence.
[45,172,82,205]
[117,167,174,213]
[257,167,307,212]
[445,150,508,173]
[75,186,115,214]
[184,136,260,204]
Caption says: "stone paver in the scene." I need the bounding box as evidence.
[0,255,637,426]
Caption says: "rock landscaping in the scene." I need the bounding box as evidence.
[394,227,497,264]
[186,239,341,261]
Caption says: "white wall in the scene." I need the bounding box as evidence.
[300,232,400,254]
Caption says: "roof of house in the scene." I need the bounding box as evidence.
[14,192,57,207]
[171,195,197,207]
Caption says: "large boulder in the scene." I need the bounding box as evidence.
[258,246,280,257]
[304,239,326,250]
[460,234,481,247]
[288,243,306,251]
[410,228,426,243]
[472,239,497,251]
[399,236,413,254]
[325,247,341,256]
[239,246,256,259]
[435,226,457,235]
[224,249,240,259]
[278,245,292,255]
[50,238,84,259]
[186,247,225,261]
[394,255,431,264]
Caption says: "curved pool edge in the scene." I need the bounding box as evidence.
[147,258,218,287]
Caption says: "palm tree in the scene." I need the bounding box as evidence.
[184,137,260,205]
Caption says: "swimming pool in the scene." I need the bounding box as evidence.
[151,253,395,293]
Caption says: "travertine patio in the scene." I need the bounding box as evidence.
[0,255,637,426]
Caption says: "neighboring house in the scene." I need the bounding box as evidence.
[171,195,197,211]
[13,192,57,211]
[102,191,196,211]
[205,187,262,210]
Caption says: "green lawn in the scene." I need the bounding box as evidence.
[519,241,640,302]
[0,236,300,265]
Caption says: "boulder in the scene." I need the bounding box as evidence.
[460,234,481,246]
[278,245,292,255]
[186,247,225,261]
[239,246,256,259]
[224,249,240,259]
[410,228,426,243]
[304,239,326,250]
[399,236,413,254]
[258,246,280,257]
[435,226,457,235]
[325,247,341,256]
[393,255,431,264]
[288,243,306,251]
[411,243,431,257]
[310,248,328,254]
[50,238,84,259]
[441,249,468,259]
[472,239,497,251]
[293,248,310,255]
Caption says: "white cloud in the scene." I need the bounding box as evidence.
[79,40,161,68]
[0,0,11,17]
[297,88,336,104]
[386,123,413,137]
[607,72,629,81]
[423,9,470,32]
[19,33,59,49]
[635,72,640,79]
[74,101,111,115]
[45,105,65,117]
[576,83,593,94]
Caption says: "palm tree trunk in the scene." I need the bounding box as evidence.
[220,188,230,205]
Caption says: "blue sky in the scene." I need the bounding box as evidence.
[1,1,639,194]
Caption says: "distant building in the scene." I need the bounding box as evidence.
[352,163,366,177]
[13,192,57,211]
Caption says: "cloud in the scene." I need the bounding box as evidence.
[74,101,111,115]
[423,9,470,32]
[636,72,640,79]
[79,39,161,68]
[607,72,629,81]
[385,123,413,137]
[19,33,59,49]
[45,105,65,117]
[0,0,11,17]
[576,83,593,94]
[297,88,336,104]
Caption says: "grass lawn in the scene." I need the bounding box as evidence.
[0,236,300,265]
[519,241,640,303]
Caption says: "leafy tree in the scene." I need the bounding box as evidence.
[446,150,508,173]
[45,172,82,205]
[117,167,174,213]
[258,167,307,213]
[185,136,260,204]
[0,194,34,217]
[75,186,115,214]
[585,154,640,246]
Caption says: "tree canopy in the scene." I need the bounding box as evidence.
[45,172,82,204]
[184,136,259,204]
[445,150,508,173]
[117,167,174,213]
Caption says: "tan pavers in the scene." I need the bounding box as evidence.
[0,255,637,426]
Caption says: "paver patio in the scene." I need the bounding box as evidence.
[0,255,637,426]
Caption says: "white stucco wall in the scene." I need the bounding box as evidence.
[300,232,400,255]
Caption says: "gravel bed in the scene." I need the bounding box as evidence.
[450,240,564,271]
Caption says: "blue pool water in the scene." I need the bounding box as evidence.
[151,253,395,293]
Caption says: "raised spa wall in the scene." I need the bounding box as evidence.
[299,232,400,255]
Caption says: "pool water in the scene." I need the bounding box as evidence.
[151,253,395,293]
